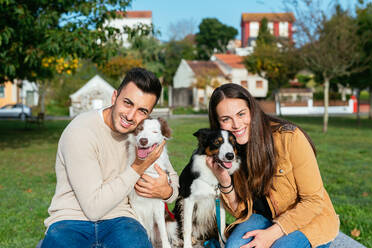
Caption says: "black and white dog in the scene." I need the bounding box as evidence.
[127,118,173,248]
[171,128,241,248]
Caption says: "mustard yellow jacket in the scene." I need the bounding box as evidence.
[222,124,339,247]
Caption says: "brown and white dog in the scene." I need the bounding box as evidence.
[127,118,173,248]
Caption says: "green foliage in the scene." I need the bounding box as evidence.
[256,18,275,46]
[99,55,143,86]
[244,44,300,93]
[125,24,165,78]
[163,37,197,85]
[195,18,238,60]
[0,0,131,83]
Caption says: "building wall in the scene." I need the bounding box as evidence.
[173,60,195,88]
[0,81,17,107]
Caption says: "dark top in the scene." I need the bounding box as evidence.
[253,194,272,221]
[236,143,272,221]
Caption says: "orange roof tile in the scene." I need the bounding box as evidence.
[241,12,295,22]
[117,11,152,18]
[214,54,245,69]
[186,61,225,77]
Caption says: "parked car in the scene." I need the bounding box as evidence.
[0,104,32,120]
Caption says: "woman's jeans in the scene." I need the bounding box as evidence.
[40,217,152,248]
[225,214,331,248]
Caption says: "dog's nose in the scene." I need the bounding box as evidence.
[139,138,148,146]
[225,152,234,161]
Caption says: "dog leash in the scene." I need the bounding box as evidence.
[215,186,226,245]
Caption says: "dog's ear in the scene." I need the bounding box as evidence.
[193,128,211,144]
[158,117,172,139]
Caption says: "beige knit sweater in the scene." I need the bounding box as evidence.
[44,110,179,228]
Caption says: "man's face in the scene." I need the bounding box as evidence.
[110,82,157,134]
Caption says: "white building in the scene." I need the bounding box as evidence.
[105,10,152,48]
[173,59,228,109]
[69,75,114,117]
[172,54,268,108]
[212,54,268,98]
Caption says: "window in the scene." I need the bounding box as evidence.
[241,80,248,88]
[0,85,4,98]
[250,22,259,37]
[268,22,274,34]
[256,80,263,88]
[279,22,288,37]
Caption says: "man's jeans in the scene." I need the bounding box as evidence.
[40,217,152,248]
[225,214,331,248]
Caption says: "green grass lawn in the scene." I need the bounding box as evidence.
[0,116,371,247]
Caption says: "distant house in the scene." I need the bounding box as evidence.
[173,59,228,108]
[212,54,268,98]
[236,12,295,56]
[0,80,38,108]
[106,10,152,48]
[172,54,268,108]
[69,75,114,117]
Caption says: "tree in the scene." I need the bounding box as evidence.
[244,18,300,115]
[163,37,197,86]
[167,18,197,41]
[352,2,372,120]
[192,68,221,110]
[0,0,131,112]
[99,55,143,87]
[286,0,371,132]
[195,18,238,60]
[256,18,275,46]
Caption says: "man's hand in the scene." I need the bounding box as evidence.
[240,224,284,248]
[131,140,166,175]
[134,164,173,200]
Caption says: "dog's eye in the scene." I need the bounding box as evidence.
[153,131,159,133]
[214,140,219,145]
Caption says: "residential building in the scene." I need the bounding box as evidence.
[0,80,38,108]
[69,75,114,117]
[212,54,268,98]
[172,54,268,108]
[236,12,295,56]
[105,10,152,48]
[173,59,228,109]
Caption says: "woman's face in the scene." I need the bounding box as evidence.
[216,98,251,145]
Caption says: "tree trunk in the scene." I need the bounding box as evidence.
[37,80,47,114]
[168,85,173,108]
[369,87,372,120]
[323,77,330,133]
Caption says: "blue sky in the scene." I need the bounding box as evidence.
[128,0,359,41]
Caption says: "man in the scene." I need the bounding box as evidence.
[40,68,179,248]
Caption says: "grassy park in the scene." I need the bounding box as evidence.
[0,116,371,247]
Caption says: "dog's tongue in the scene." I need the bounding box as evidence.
[223,162,233,169]
[137,144,157,159]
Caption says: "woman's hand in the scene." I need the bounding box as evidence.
[240,224,284,248]
[206,156,231,187]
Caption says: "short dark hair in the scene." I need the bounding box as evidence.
[117,68,162,102]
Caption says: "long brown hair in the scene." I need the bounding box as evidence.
[209,83,316,200]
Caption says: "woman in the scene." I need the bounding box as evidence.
[206,83,339,248]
